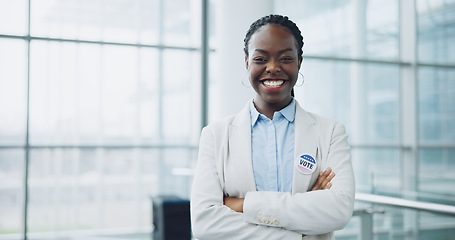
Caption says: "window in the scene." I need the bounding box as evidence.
[275,0,455,238]
[0,0,201,239]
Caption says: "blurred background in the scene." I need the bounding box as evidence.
[0,0,454,239]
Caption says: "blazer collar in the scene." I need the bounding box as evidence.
[228,102,256,192]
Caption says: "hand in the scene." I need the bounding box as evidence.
[311,167,335,191]
[223,197,244,213]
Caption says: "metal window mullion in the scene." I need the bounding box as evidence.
[201,0,208,129]
[0,34,200,51]
[399,0,419,239]
[400,0,418,193]
[157,0,164,195]
[22,0,33,239]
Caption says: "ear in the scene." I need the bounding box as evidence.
[298,56,303,70]
[245,56,249,70]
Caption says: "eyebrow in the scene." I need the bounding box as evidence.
[253,48,294,54]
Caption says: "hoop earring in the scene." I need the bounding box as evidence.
[296,72,305,87]
[241,72,251,87]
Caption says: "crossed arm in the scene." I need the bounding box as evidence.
[224,167,336,213]
[223,168,336,238]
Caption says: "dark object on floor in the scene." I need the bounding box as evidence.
[151,195,191,240]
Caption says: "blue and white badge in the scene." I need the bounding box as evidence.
[297,154,317,175]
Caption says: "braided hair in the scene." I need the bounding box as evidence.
[244,14,304,59]
[244,15,304,97]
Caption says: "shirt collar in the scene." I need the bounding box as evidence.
[280,98,296,122]
[249,98,296,126]
[249,100,261,126]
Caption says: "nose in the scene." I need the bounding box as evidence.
[266,60,281,74]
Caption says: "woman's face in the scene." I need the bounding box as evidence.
[246,24,302,109]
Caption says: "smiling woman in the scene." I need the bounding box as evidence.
[245,24,302,119]
[190,14,355,240]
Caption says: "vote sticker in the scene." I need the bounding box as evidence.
[297,154,317,175]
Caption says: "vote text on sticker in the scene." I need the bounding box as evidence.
[297,154,316,174]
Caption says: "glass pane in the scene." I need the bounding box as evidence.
[419,148,455,202]
[162,49,201,144]
[296,59,400,145]
[29,41,159,145]
[30,41,95,145]
[0,149,25,238]
[351,148,400,194]
[364,0,399,59]
[28,148,161,237]
[295,59,351,124]
[338,203,455,240]
[0,39,27,146]
[417,0,455,64]
[418,67,455,144]
[274,0,399,60]
[160,148,197,198]
[419,211,455,239]
[0,0,28,35]
[138,48,161,142]
[30,0,159,44]
[162,0,200,47]
[28,148,82,234]
[100,45,139,144]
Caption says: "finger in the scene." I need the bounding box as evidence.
[324,182,332,189]
[322,172,335,189]
[318,169,334,190]
[312,170,326,190]
[324,167,332,176]
[311,171,327,191]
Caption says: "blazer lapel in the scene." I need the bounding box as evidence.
[292,102,320,194]
[228,104,257,194]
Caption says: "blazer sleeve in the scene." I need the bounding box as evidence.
[190,126,302,240]
[243,122,355,235]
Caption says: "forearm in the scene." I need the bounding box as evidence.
[243,160,354,235]
[223,197,244,213]
[191,197,302,239]
[243,188,354,235]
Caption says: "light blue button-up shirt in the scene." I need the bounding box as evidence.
[249,99,295,192]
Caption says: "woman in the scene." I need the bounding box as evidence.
[191,14,355,239]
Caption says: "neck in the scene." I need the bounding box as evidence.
[253,97,292,120]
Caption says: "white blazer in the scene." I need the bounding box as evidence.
[191,101,355,240]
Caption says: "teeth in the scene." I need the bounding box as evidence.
[263,80,284,88]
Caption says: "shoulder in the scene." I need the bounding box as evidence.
[203,114,237,133]
[203,103,250,133]
[295,102,346,133]
[308,111,341,127]
[296,101,341,125]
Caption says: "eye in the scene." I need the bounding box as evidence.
[253,57,267,63]
[280,57,294,63]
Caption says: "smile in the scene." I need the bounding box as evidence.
[261,79,285,88]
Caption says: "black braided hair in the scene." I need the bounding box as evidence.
[244,14,304,59]
[244,14,304,97]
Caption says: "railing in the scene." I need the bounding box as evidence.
[352,193,455,240]
[355,193,455,216]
